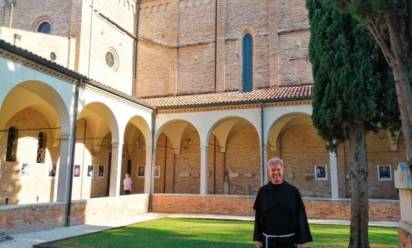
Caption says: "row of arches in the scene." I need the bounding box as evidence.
[0,80,404,206]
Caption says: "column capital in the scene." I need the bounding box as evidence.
[200,145,209,151]
[111,141,123,149]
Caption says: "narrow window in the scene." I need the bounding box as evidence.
[36,132,47,163]
[242,34,253,92]
[6,127,18,162]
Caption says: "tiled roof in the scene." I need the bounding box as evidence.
[143,85,312,108]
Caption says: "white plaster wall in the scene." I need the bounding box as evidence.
[77,0,135,95]
[0,27,76,69]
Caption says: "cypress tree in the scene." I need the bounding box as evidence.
[306,1,400,247]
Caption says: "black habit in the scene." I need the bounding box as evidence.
[253,181,312,248]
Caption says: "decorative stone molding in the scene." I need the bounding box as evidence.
[278,22,310,34]
[0,50,77,84]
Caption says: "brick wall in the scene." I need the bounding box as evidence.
[399,226,412,248]
[0,108,60,205]
[0,0,73,36]
[0,194,149,234]
[0,201,86,234]
[136,0,313,97]
[151,194,400,221]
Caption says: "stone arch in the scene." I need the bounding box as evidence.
[155,119,201,194]
[267,112,312,152]
[0,81,68,205]
[207,116,261,195]
[120,116,151,194]
[77,102,119,151]
[267,112,331,197]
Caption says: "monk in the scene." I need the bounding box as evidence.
[253,157,312,248]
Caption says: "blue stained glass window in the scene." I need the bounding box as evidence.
[242,34,253,92]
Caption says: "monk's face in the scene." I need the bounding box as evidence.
[268,163,283,184]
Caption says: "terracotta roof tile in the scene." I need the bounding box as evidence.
[143,85,312,108]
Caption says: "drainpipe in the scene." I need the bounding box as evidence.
[132,0,141,96]
[9,1,14,28]
[148,109,157,212]
[65,79,81,227]
[260,102,265,186]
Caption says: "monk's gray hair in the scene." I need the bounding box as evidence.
[267,157,283,167]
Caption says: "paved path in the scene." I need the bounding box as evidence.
[0,213,399,248]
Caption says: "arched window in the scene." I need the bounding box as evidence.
[36,132,47,163]
[242,34,253,92]
[37,21,51,33]
[6,127,18,162]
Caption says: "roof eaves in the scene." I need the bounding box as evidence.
[0,39,155,110]
[154,95,312,110]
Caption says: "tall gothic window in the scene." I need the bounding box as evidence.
[242,34,253,92]
[6,127,18,162]
[36,132,47,163]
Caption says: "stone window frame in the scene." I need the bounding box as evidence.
[314,164,328,181]
[241,28,256,93]
[377,164,392,181]
[105,47,120,71]
[33,16,53,34]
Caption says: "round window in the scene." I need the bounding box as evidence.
[37,22,51,33]
[105,49,118,70]
[50,52,57,61]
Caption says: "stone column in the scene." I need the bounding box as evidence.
[109,141,123,197]
[56,132,73,202]
[262,143,268,185]
[144,138,154,194]
[329,152,339,199]
[395,162,412,247]
[200,145,209,195]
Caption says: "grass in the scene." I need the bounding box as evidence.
[43,218,398,248]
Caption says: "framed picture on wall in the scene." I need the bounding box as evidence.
[154,165,160,178]
[314,165,328,180]
[377,165,392,181]
[49,163,57,177]
[20,162,31,177]
[97,165,104,178]
[137,166,145,178]
[73,164,81,177]
[87,165,93,177]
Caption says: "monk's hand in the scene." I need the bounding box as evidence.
[255,241,263,248]
[296,244,304,248]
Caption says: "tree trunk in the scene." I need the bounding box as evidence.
[367,14,412,162]
[392,64,412,161]
[348,124,369,248]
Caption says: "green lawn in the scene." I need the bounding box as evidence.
[42,218,398,248]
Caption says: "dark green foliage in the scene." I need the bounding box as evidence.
[307,0,400,151]
[328,0,407,21]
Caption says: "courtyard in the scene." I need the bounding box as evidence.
[36,218,398,248]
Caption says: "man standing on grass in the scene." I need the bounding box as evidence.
[253,157,312,248]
